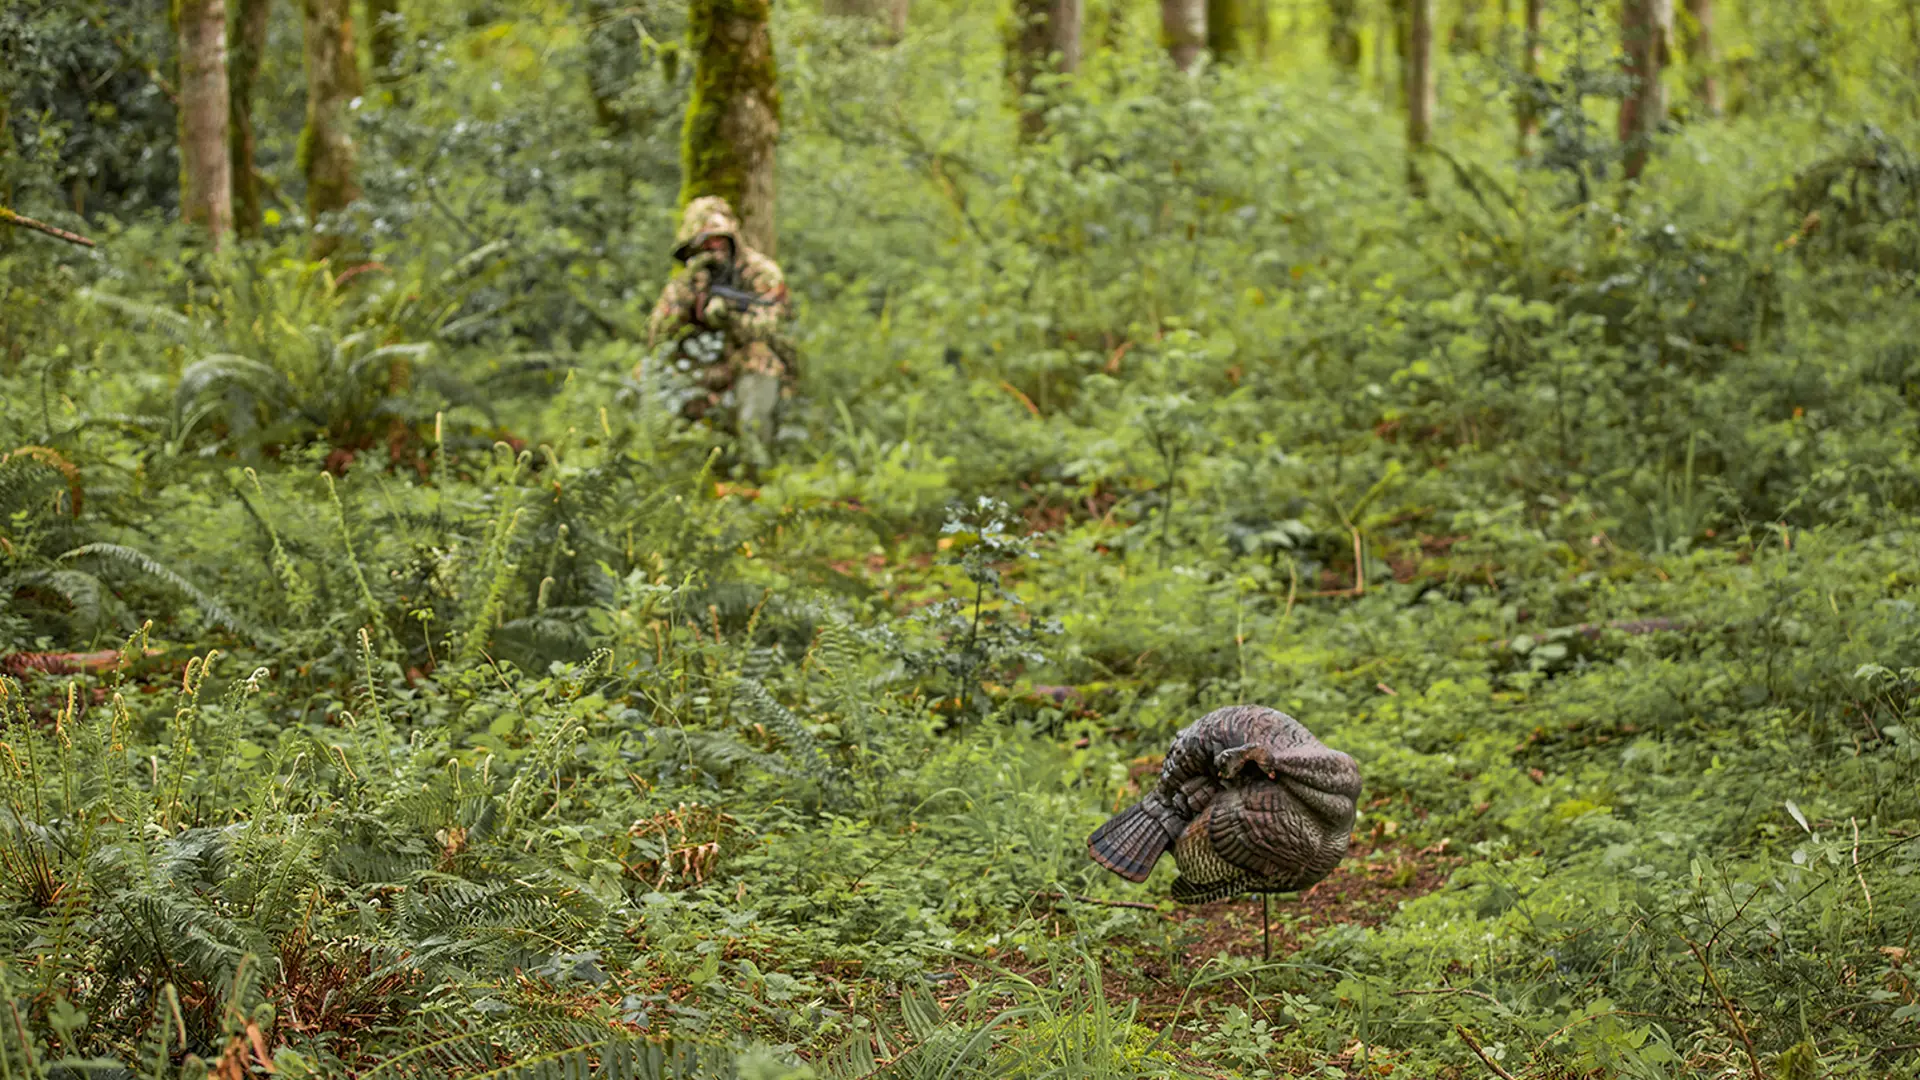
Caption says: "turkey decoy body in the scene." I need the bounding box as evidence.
[1088,705,1362,903]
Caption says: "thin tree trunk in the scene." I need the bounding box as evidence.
[825,0,908,42]
[1405,0,1434,196]
[1248,0,1268,59]
[1517,0,1542,155]
[1618,0,1671,181]
[179,0,234,244]
[366,0,399,78]
[1,86,12,254]
[302,0,362,260]
[1161,0,1206,71]
[229,0,271,238]
[1682,0,1720,117]
[1451,0,1486,52]
[1373,0,1389,98]
[1328,0,1361,71]
[1206,0,1239,61]
[1387,0,1407,104]
[1008,0,1081,138]
[682,0,780,254]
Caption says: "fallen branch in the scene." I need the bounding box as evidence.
[998,380,1041,418]
[1853,816,1874,923]
[1394,986,1507,1009]
[2,649,164,677]
[1453,1025,1518,1080]
[1,208,98,248]
[1032,891,1161,912]
[1491,617,1696,650]
[1684,936,1763,1080]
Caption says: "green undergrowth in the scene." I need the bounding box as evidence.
[4,1,1920,1076]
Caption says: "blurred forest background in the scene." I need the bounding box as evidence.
[3,0,1920,1075]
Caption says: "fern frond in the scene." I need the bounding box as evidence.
[655,728,803,781]
[77,288,197,338]
[9,568,120,636]
[733,678,840,782]
[57,543,260,640]
[174,354,296,416]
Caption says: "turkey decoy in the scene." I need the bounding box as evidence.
[1088,705,1361,904]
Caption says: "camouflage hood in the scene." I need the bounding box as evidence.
[671,196,743,263]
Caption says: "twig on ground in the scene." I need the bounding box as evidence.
[1684,936,1763,1080]
[1453,1025,1518,1080]
[1395,987,1507,1009]
[1853,817,1874,922]
[1032,891,1161,912]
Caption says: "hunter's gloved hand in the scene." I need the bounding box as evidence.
[700,295,732,328]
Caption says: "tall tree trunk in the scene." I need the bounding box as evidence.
[229,0,271,238]
[1247,0,1268,59]
[1516,0,1542,155]
[179,0,234,244]
[1618,0,1671,181]
[1450,0,1486,52]
[1206,0,1239,61]
[1386,0,1406,104]
[1008,0,1081,138]
[1327,0,1361,71]
[1,85,12,254]
[825,0,908,42]
[682,0,781,254]
[301,0,362,260]
[1682,0,1720,117]
[1161,0,1206,71]
[1405,0,1434,197]
[366,0,399,78]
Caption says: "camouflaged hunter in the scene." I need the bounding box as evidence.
[643,197,793,446]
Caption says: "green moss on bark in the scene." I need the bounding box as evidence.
[301,0,363,260]
[230,0,272,238]
[680,0,780,252]
[1205,0,1239,61]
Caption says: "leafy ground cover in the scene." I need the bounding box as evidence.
[4,2,1920,1077]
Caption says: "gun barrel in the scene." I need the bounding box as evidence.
[709,284,777,307]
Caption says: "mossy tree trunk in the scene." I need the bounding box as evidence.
[824,0,908,43]
[1386,0,1406,104]
[365,0,400,79]
[1161,0,1206,71]
[1682,0,1721,117]
[1205,0,1239,61]
[1618,0,1671,181]
[229,0,271,238]
[1327,0,1361,72]
[179,0,234,244]
[1,85,11,254]
[682,0,781,255]
[1008,0,1081,137]
[1516,0,1543,155]
[301,0,362,260]
[1405,0,1434,196]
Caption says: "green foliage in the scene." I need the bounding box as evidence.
[0,0,1918,1076]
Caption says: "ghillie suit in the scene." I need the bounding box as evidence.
[642,196,795,453]
[1088,705,1361,903]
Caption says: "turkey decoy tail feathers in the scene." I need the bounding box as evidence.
[1086,800,1176,882]
[1088,705,1362,901]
